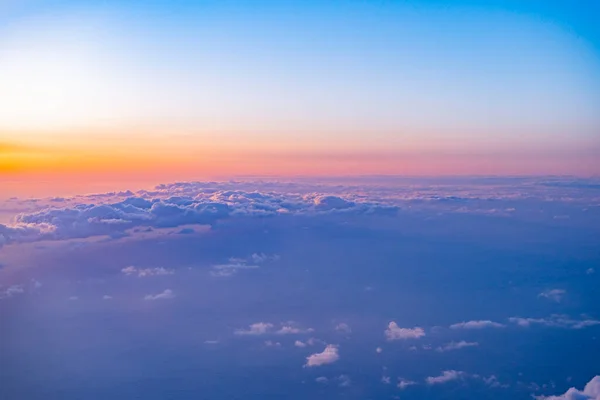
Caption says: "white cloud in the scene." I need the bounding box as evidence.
[536,376,600,399]
[315,377,328,384]
[305,345,340,367]
[376,347,383,353]
[102,295,113,300]
[426,370,466,385]
[586,268,595,275]
[436,341,479,352]
[294,340,307,348]
[450,320,505,329]
[144,289,174,301]
[538,289,566,303]
[398,378,417,389]
[235,322,274,336]
[381,376,391,384]
[204,340,219,344]
[385,321,425,340]
[335,323,352,334]
[509,315,600,329]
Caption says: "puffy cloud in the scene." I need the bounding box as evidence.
[509,315,600,329]
[294,340,307,348]
[122,266,174,277]
[385,322,425,340]
[375,347,383,353]
[536,376,600,400]
[305,345,340,367]
[426,370,466,385]
[235,322,274,336]
[144,289,174,301]
[539,289,566,303]
[398,378,417,389]
[450,320,505,329]
[436,341,479,352]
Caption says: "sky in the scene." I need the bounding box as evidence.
[2,4,600,398]
[1,0,600,194]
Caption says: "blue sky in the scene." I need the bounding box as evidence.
[1,0,599,177]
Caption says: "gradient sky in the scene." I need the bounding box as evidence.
[1,0,599,190]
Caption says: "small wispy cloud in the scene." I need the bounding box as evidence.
[264,340,281,348]
[336,375,351,387]
[335,323,352,334]
[538,289,566,303]
[397,378,417,389]
[450,320,505,329]
[436,341,479,352]
[0,284,24,299]
[426,370,466,385]
[276,325,315,335]
[144,289,174,301]
[210,262,259,277]
[122,266,174,277]
[234,322,274,335]
[509,314,600,329]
